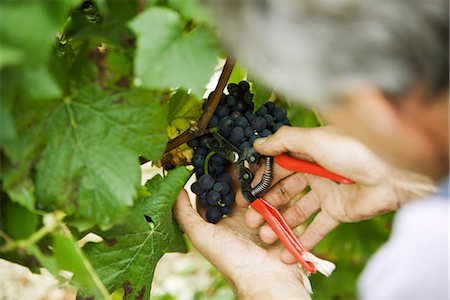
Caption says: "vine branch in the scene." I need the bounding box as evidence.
[164,58,235,153]
[140,58,235,165]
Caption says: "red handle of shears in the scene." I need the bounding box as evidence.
[250,198,317,273]
[275,154,353,184]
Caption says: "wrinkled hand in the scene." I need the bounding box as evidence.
[237,126,435,264]
[173,189,311,299]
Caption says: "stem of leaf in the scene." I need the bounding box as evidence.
[203,151,215,175]
[0,211,65,252]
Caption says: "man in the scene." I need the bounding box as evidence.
[173,0,449,298]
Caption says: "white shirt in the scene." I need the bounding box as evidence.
[358,181,449,299]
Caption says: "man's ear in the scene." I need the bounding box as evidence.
[322,86,442,178]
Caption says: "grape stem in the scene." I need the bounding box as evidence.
[203,151,216,175]
[164,59,235,153]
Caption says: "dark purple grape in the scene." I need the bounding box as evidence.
[251,117,267,131]
[226,95,237,107]
[235,116,249,128]
[191,182,200,194]
[206,207,222,223]
[210,164,224,175]
[264,114,274,127]
[274,107,287,121]
[244,126,254,138]
[227,83,240,96]
[199,174,214,190]
[195,168,204,178]
[219,182,230,195]
[265,102,275,113]
[221,128,231,138]
[230,110,242,120]
[219,116,234,131]
[195,147,208,156]
[192,154,204,168]
[238,80,250,92]
[243,91,253,104]
[256,106,268,116]
[213,182,223,193]
[249,134,258,145]
[235,101,247,113]
[198,197,209,208]
[272,122,284,132]
[217,173,231,183]
[211,154,225,165]
[245,111,256,122]
[222,193,235,206]
[216,105,230,118]
[259,129,272,138]
[239,141,251,151]
[200,135,213,148]
[207,190,221,205]
[187,138,199,148]
[219,206,232,215]
[208,115,219,128]
[230,127,245,141]
[280,117,290,125]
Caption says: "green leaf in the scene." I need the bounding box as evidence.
[0,1,68,66]
[53,233,110,299]
[288,105,322,128]
[84,167,191,299]
[1,197,38,240]
[168,0,213,25]
[250,81,273,111]
[6,178,36,212]
[35,86,169,228]
[227,63,247,86]
[21,66,62,100]
[168,90,202,122]
[129,7,219,98]
[0,44,24,68]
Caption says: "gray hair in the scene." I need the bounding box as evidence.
[207,0,449,106]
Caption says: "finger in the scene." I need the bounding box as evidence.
[235,162,295,207]
[253,126,380,184]
[173,189,214,241]
[245,172,308,229]
[280,212,339,264]
[259,191,320,244]
[253,126,318,156]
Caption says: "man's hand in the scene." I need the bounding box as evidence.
[236,126,435,264]
[173,189,312,299]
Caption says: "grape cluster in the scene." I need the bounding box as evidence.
[188,81,290,223]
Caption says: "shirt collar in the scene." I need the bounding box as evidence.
[438,176,449,198]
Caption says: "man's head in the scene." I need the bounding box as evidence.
[208,0,449,179]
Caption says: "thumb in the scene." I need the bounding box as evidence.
[173,189,214,240]
[253,126,318,157]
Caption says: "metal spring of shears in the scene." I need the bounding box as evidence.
[251,156,274,197]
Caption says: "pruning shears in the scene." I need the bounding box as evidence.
[208,133,353,274]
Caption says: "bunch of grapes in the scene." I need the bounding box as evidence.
[188,81,290,223]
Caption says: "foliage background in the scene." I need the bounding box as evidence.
[0,0,392,299]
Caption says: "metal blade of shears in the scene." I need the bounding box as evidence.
[208,133,240,163]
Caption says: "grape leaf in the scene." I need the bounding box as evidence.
[53,233,111,299]
[250,80,273,111]
[83,167,191,299]
[35,86,169,228]
[128,7,219,98]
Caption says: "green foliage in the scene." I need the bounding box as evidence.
[0,0,391,299]
[1,0,216,298]
[84,168,191,299]
[129,7,219,97]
